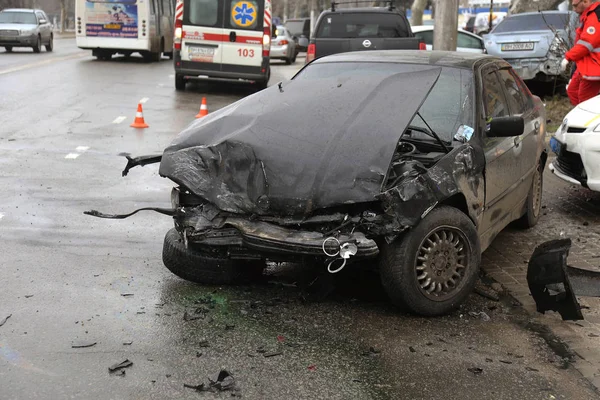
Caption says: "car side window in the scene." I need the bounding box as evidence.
[36,12,44,22]
[497,69,528,115]
[482,69,509,120]
[457,32,482,49]
[414,30,433,45]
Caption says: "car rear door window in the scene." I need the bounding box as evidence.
[225,0,264,31]
[493,13,572,33]
[414,30,433,45]
[317,14,411,38]
[186,0,221,27]
[497,69,529,115]
[457,32,482,50]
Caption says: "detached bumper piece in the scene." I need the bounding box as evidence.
[527,239,583,321]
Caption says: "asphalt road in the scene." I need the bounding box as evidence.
[0,39,598,400]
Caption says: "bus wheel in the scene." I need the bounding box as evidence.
[175,74,186,91]
[144,51,161,62]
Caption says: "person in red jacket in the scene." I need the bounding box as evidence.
[562,0,600,105]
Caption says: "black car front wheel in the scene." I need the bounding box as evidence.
[162,228,264,285]
[379,206,480,316]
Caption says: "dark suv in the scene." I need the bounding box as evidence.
[0,8,53,53]
[306,4,423,63]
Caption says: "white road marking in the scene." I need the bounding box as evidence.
[0,52,88,76]
[112,116,126,124]
[139,97,149,104]
[76,146,90,152]
[65,153,80,159]
[0,212,4,220]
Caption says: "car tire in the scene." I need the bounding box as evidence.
[517,160,543,229]
[162,228,265,285]
[285,54,292,65]
[5,46,12,52]
[32,36,41,53]
[255,67,270,90]
[379,206,481,316]
[45,34,53,52]
[175,73,186,91]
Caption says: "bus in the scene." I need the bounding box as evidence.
[75,0,174,61]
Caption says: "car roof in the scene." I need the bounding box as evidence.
[321,7,403,14]
[313,50,497,69]
[1,9,37,13]
[507,10,573,16]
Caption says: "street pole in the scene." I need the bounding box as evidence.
[433,0,458,51]
[489,0,494,32]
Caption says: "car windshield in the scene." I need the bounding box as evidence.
[316,14,411,38]
[275,26,287,37]
[493,13,572,33]
[294,62,475,143]
[0,11,37,24]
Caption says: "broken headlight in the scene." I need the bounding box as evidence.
[549,36,564,56]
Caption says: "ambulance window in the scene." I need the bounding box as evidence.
[226,0,263,30]
[189,0,219,26]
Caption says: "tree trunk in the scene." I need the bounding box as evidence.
[410,0,428,25]
[60,0,66,33]
[510,0,564,14]
[433,0,458,51]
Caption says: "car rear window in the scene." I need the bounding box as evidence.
[186,0,220,27]
[316,13,411,38]
[286,20,307,36]
[493,13,572,33]
[0,11,37,24]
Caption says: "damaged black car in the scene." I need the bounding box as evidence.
[88,50,547,316]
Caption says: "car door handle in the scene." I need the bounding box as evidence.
[514,137,520,147]
[229,31,237,42]
[534,121,540,133]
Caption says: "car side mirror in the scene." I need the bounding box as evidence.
[487,116,524,137]
[39,19,47,25]
[272,26,277,38]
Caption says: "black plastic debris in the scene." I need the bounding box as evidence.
[72,342,97,349]
[121,293,134,297]
[184,369,237,393]
[499,360,513,364]
[24,295,33,298]
[526,367,539,372]
[362,347,381,357]
[409,346,416,353]
[527,239,583,321]
[0,314,12,327]
[264,351,283,358]
[109,359,133,373]
[183,311,202,321]
[199,339,210,348]
[123,341,133,346]
[467,367,483,375]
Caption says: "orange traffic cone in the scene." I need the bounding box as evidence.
[195,97,209,118]
[130,103,149,128]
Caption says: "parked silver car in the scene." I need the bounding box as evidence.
[0,8,53,53]
[483,11,577,83]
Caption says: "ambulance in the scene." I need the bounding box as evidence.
[173,0,273,90]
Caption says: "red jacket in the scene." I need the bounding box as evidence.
[566,2,600,80]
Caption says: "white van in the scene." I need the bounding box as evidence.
[173,0,273,90]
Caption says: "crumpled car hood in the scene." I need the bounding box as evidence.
[159,67,442,215]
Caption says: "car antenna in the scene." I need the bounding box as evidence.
[416,111,450,153]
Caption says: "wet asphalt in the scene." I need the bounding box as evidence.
[0,39,599,400]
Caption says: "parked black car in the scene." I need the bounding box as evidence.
[88,51,547,316]
[285,17,310,52]
[306,4,424,63]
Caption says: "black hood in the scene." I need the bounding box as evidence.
[159,67,442,215]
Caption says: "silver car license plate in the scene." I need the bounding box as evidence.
[501,42,534,51]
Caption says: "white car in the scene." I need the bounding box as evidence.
[549,95,600,191]
[411,25,486,53]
